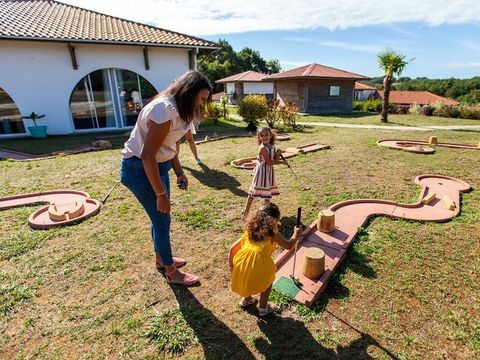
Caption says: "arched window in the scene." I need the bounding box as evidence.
[70,69,157,130]
[0,87,25,135]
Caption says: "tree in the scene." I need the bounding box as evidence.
[266,59,281,74]
[237,47,267,73]
[377,49,410,123]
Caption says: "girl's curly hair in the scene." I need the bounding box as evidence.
[257,127,276,145]
[245,203,281,242]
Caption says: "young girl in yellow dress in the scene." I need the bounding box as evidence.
[229,203,302,316]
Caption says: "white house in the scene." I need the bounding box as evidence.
[215,71,274,104]
[0,0,217,138]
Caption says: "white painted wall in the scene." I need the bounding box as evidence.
[243,82,273,94]
[0,40,190,136]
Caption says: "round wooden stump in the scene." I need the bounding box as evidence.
[302,248,325,279]
[317,209,335,232]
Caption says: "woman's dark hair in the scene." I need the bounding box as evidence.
[163,71,212,124]
[245,203,281,242]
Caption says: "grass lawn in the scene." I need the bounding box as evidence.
[1,118,479,359]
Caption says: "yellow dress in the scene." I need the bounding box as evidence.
[231,231,277,297]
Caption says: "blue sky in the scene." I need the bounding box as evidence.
[65,0,480,79]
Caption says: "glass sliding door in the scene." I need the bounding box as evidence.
[0,87,26,135]
[70,68,157,131]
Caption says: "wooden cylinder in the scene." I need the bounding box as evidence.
[317,210,335,232]
[429,136,438,145]
[302,248,325,279]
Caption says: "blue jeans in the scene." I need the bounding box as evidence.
[120,156,173,266]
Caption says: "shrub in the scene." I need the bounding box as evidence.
[354,99,382,112]
[278,101,299,129]
[420,105,434,116]
[408,103,421,115]
[203,102,222,124]
[219,95,228,118]
[458,105,480,120]
[264,99,281,128]
[434,104,460,118]
[238,94,268,130]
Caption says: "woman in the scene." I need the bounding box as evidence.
[120,71,211,286]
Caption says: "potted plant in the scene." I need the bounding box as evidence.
[22,112,47,138]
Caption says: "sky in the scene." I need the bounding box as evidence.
[63,0,480,79]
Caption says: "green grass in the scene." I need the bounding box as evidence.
[0,118,479,358]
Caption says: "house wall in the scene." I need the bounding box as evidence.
[275,80,307,112]
[243,82,274,94]
[226,83,235,94]
[275,79,355,114]
[0,40,190,136]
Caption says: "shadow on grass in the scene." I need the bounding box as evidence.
[254,316,336,359]
[169,286,256,360]
[184,163,248,198]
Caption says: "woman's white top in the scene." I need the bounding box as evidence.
[122,96,192,163]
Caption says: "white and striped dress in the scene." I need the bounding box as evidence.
[249,144,279,198]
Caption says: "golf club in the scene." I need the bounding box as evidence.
[102,181,121,204]
[290,207,303,287]
[279,153,311,191]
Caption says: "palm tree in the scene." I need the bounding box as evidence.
[377,50,409,123]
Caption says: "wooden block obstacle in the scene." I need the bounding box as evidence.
[317,210,335,232]
[442,195,456,211]
[285,147,303,155]
[422,192,437,205]
[302,248,325,279]
[91,140,112,149]
[48,201,85,221]
[429,136,438,145]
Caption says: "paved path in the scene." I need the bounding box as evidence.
[297,121,480,132]
[229,114,480,132]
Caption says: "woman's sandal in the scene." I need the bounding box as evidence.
[165,268,199,286]
[156,257,187,271]
[258,302,280,316]
[239,296,258,308]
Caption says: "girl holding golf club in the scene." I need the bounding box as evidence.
[229,203,302,316]
[241,127,285,221]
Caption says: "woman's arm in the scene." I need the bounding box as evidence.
[272,226,303,250]
[141,120,171,212]
[228,239,242,272]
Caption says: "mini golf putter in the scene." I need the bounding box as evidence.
[290,207,304,287]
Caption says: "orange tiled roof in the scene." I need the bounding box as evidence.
[355,82,376,90]
[377,91,459,106]
[211,92,226,101]
[265,63,369,80]
[215,70,269,83]
[0,0,217,49]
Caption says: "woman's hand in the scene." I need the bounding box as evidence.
[177,174,188,190]
[293,226,303,241]
[156,193,171,213]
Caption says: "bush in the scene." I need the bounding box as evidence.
[238,94,268,130]
[219,95,228,118]
[278,101,299,129]
[408,103,421,115]
[433,104,460,118]
[264,99,281,128]
[203,102,222,124]
[458,105,480,120]
[353,99,382,112]
[421,105,434,116]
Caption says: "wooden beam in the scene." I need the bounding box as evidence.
[143,46,150,70]
[67,43,78,70]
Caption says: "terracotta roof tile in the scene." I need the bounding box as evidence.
[355,82,376,90]
[265,63,369,80]
[0,0,217,48]
[377,91,459,106]
[215,70,269,83]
